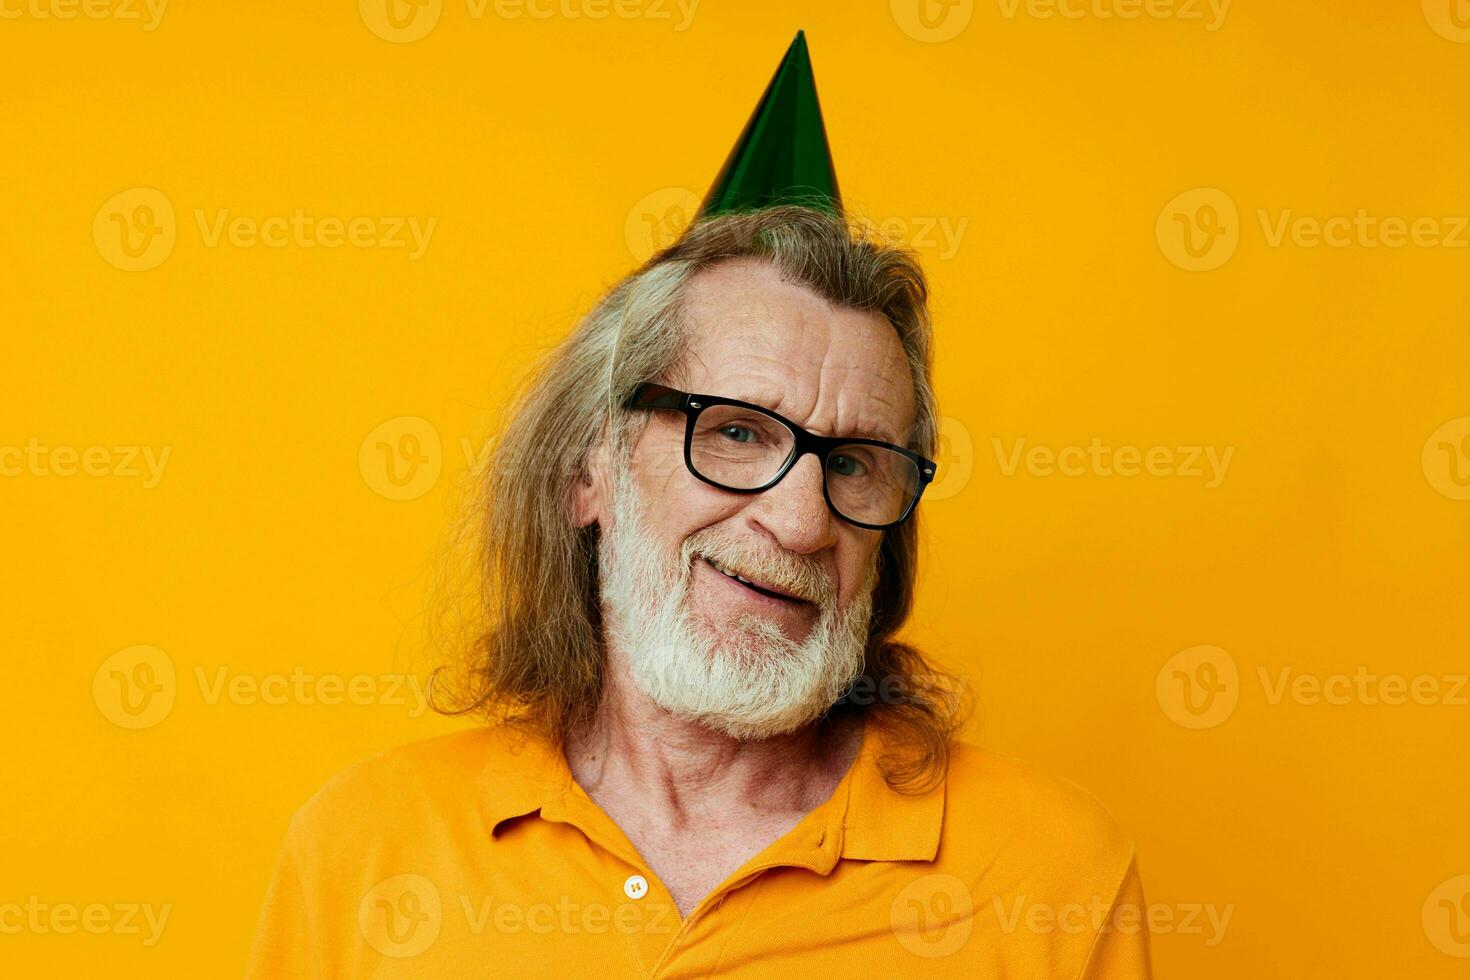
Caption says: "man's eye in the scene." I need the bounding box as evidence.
[829,454,866,477]
[718,425,758,443]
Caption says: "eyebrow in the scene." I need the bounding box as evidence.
[837,422,900,444]
[723,389,901,446]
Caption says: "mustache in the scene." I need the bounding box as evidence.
[681,529,835,606]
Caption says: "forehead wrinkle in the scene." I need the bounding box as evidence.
[676,266,913,445]
[814,327,912,446]
[841,393,904,445]
[697,372,898,445]
[689,340,912,445]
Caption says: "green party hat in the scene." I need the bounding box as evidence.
[696,31,841,218]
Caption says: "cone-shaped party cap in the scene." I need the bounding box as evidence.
[697,31,841,219]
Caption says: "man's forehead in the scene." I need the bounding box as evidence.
[680,259,834,345]
[675,260,916,441]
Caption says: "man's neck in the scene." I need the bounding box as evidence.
[564,656,863,831]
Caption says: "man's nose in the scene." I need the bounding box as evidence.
[744,452,838,554]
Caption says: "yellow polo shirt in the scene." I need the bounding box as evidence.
[246,723,1152,978]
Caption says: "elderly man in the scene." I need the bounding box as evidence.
[247,33,1150,979]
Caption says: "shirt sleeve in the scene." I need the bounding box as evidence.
[1078,854,1153,980]
[244,813,322,979]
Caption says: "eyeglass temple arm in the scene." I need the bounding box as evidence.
[625,383,687,411]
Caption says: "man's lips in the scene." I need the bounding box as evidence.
[701,557,810,604]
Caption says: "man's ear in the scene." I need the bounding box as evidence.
[570,437,612,529]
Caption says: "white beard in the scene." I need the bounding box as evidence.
[596,463,878,741]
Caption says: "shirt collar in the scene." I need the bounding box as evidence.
[475,716,946,868]
[477,723,571,835]
[836,719,946,863]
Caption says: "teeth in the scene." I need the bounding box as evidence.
[709,558,766,591]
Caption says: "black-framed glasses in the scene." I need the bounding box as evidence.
[624,382,937,530]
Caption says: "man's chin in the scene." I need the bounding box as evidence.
[639,642,858,741]
[663,698,833,743]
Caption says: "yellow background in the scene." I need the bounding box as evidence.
[4,0,1469,976]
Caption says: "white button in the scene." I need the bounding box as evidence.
[623,875,648,900]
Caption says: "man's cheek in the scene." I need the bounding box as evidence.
[640,444,688,487]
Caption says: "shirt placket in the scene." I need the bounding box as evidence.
[537,787,683,977]
[529,738,863,978]
[652,770,853,978]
